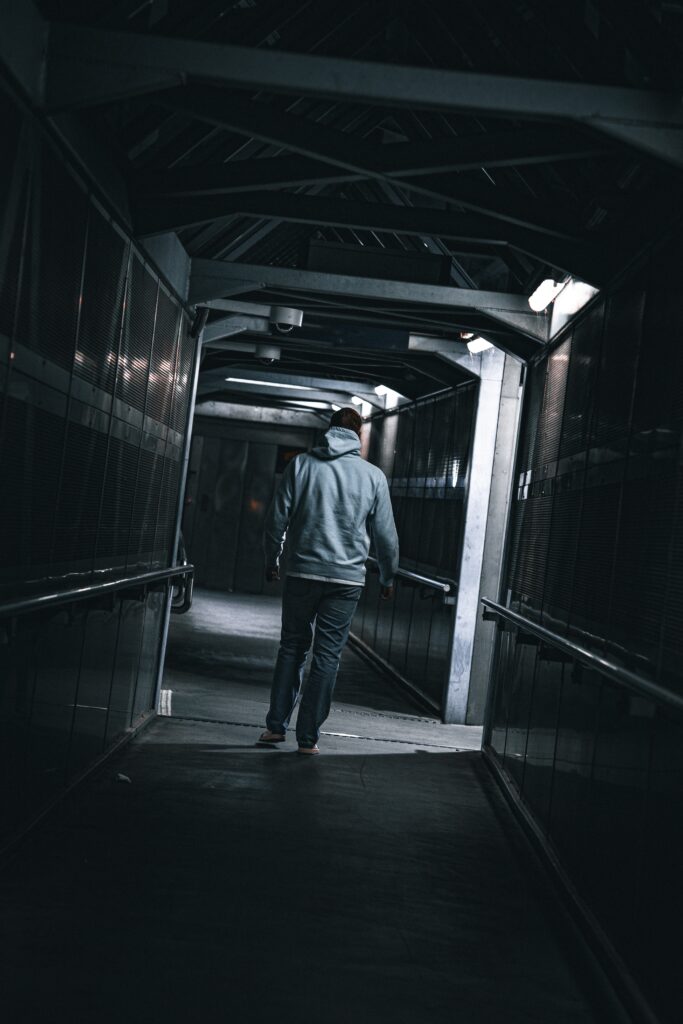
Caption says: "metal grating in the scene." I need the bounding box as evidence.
[21,143,88,371]
[116,256,157,416]
[75,207,128,394]
[0,88,27,347]
[147,287,180,425]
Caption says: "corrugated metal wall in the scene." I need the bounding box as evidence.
[182,418,317,594]
[486,229,683,1022]
[354,385,477,709]
[0,79,193,844]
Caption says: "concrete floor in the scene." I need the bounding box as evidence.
[1,590,612,1023]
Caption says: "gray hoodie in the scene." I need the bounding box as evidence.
[264,427,399,586]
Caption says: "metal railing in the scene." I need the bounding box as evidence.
[0,564,195,619]
[367,556,455,594]
[481,596,683,716]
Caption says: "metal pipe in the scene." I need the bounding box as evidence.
[153,317,205,710]
[481,597,683,715]
[366,556,453,594]
[0,565,194,619]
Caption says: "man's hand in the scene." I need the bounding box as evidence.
[380,584,394,601]
[266,566,280,583]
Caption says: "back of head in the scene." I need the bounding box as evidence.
[330,407,362,436]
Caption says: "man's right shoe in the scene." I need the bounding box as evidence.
[258,730,286,744]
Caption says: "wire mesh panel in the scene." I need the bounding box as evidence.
[170,316,194,435]
[358,385,477,709]
[147,286,180,426]
[0,77,189,846]
[75,208,128,395]
[95,421,140,570]
[0,89,28,350]
[20,144,88,372]
[116,255,156,419]
[51,404,109,571]
[0,384,66,583]
[486,218,683,1024]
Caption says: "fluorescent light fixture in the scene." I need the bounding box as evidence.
[284,400,330,409]
[351,396,363,405]
[225,376,313,390]
[374,385,388,397]
[331,403,341,411]
[552,279,599,316]
[467,336,493,354]
[528,279,566,312]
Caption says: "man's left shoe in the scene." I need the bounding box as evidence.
[297,745,320,755]
[258,731,285,744]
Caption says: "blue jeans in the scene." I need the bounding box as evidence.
[266,576,362,747]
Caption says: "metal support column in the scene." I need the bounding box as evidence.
[442,347,520,724]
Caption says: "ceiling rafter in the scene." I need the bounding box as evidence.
[189,258,548,345]
[138,190,603,283]
[45,22,683,167]
[134,127,610,197]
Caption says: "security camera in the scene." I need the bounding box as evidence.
[269,305,304,332]
[256,344,281,364]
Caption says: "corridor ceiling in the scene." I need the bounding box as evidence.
[20,1,683,405]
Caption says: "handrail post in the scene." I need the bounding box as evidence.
[153,310,205,712]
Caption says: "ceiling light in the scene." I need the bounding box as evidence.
[467,337,493,354]
[528,279,566,312]
[351,396,363,405]
[552,279,599,316]
[284,400,330,409]
[374,385,388,397]
[331,403,341,411]
[225,377,313,390]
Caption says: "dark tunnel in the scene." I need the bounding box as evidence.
[1,3,682,1022]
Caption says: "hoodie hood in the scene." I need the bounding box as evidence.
[311,426,361,460]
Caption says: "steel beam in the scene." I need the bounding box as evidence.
[198,379,363,407]
[139,191,599,282]
[45,22,683,166]
[144,91,583,239]
[189,258,548,342]
[134,129,609,198]
[194,400,324,428]
[202,315,271,344]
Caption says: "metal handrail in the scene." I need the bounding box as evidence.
[0,564,195,619]
[367,556,454,594]
[481,596,683,715]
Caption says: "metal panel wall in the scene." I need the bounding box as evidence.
[486,223,683,1023]
[354,385,478,708]
[183,420,318,594]
[0,78,193,842]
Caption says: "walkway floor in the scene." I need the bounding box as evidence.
[1,590,608,1023]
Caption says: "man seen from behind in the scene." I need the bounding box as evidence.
[260,407,399,754]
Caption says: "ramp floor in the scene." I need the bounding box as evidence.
[1,590,610,1023]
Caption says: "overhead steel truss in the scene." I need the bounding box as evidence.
[189,259,548,344]
[44,22,683,168]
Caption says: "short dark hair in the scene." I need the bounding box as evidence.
[330,407,362,434]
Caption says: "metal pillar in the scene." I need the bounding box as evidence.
[442,348,521,724]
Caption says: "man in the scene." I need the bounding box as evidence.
[260,406,399,754]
